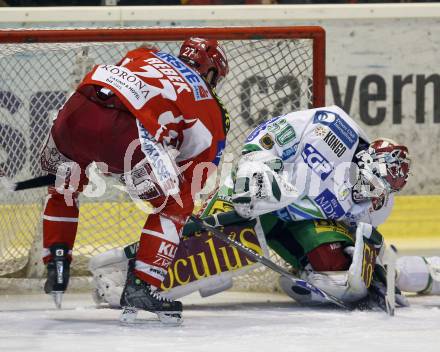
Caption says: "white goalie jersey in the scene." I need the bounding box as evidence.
[234,105,394,228]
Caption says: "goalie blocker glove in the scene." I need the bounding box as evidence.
[232,151,299,218]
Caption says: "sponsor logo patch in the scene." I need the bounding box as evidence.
[154,51,212,101]
[259,133,275,150]
[281,142,299,160]
[92,64,175,109]
[137,120,179,194]
[158,241,178,258]
[323,130,347,157]
[313,126,328,137]
[276,195,325,221]
[313,110,358,149]
[301,143,333,180]
[315,189,345,219]
[276,207,294,222]
[275,125,296,146]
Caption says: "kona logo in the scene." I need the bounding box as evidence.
[91,64,177,109]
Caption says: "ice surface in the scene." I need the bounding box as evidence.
[0,291,439,352]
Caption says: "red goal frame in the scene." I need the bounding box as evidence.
[0,26,326,107]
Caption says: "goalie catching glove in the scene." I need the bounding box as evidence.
[232,151,299,218]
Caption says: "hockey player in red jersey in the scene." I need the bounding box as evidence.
[40,38,230,324]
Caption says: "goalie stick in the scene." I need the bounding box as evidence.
[121,210,252,259]
[0,173,55,191]
[362,244,407,315]
[119,212,350,309]
[385,244,398,316]
[189,215,352,310]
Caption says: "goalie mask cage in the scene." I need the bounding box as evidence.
[0,26,325,293]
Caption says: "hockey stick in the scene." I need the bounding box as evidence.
[15,174,56,191]
[184,210,247,235]
[362,242,408,315]
[189,214,352,310]
[0,174,55,191]
[385,244,398,316]
[122,210,248,258]
[2,174,247,239]
[121,211,350,309]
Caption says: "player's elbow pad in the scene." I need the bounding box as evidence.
[121,135,183,200]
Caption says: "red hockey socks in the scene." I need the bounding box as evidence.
[42,187,79,264]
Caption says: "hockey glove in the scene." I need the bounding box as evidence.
[232,151,298,218]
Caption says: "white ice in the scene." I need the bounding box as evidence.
[1,291,439,352]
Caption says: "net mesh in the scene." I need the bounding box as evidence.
[0,31,319,292]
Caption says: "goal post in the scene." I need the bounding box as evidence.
[0,26,325,107]
[0,26,325,291]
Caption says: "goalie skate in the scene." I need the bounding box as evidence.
[120,262,183,326]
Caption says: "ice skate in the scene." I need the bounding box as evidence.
[120,262,183,325]
[44,243,70,309]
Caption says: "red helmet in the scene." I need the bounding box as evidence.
[179,37,229,88]
[368,138,411,192]
[354,138,410,202]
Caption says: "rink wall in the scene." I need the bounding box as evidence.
[379,195,440,251]
[0,4,439,244]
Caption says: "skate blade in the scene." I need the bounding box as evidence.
[51,291,63,309]
[120,308,183,326]
[120,307,138,324]
[157,311,183,326]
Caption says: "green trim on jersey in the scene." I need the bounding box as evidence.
[287,220,354,253]
[201,194,234,217]
[242,143,263,155]
[289,196,325,219]
[263,216,355,270]
[267,238,301,269]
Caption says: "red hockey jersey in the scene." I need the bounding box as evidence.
[79,47,229,184]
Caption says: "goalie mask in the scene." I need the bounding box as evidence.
[353,138,410,204]
[179,37,229,89]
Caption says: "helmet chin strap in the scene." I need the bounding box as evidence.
[204,69,218,89]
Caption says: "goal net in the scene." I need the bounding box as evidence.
[0,26,325,292]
